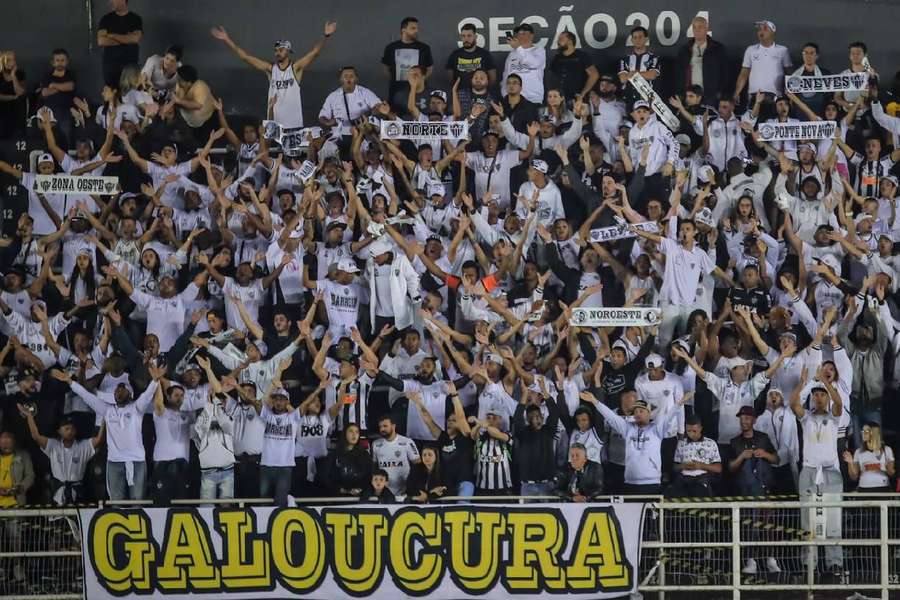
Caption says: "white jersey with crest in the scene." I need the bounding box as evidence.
[268,63,304,129]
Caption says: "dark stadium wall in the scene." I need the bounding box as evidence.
[2,0,900,122]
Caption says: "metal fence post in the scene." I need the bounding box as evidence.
[658,503,665,600]
[881,503,889,600]
[732,504,740,600]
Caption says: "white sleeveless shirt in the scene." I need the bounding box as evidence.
[268,63,304,129]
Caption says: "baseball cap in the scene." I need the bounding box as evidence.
[3,265,26,280]
[675,133,692,146]
[819,253,841,276]
[182,362,202,373]
[698,165,715,183]
[326,220,348,232]
[645,353,665,369]
[883,175,899,187]
[633,100,650,111]
[736,405,756,418]
[855,213,875,225]
[274,40,293,51]
[368,237,393,257]
[485,353,504,365]
[37,153,54,165]
[513,22,534,34]
[430,90,447,102]
[57,414,76,428]
[633,399,650,411]
[767,388,785,399]
[530,159,549,174]
[779,331,798,343]
[270,387,289,398]
[798,142,817,154]
[726,356,752,370]
[810,382,828,394]
[250,340,268,358]
[427,182,445,197]
[879,231,895,243]
[599,74,617,84]
[337,257,360,273]
[755,20,776,32]
[695,207,715,227]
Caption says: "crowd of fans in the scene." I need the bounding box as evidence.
[1,2,900,577]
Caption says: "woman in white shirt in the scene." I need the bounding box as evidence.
[845,423,895,492]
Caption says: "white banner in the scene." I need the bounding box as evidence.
[294,159,318,183]
[589,221,658,243]
[380,120,469,140]
[628,73,681,132]
[79,502,644,600]
[785,72,869,94]
[33,174,118,195]
[757,120,837,142]
[262,121,324,155]
[570,307,662,327]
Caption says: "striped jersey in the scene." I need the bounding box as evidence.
[474,432,513,491]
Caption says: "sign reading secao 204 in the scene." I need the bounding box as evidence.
[457,8,711,51]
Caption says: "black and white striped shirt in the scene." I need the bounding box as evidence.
[618,52,660,80]
[475,432,513,491]
[325,371,374,432]
[851,154,894,198]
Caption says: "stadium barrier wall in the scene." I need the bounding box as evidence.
[3,495,900,599]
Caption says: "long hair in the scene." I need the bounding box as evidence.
[865,423,885,455]
[118,65,142,96]
[67,259,97,302]
[421,445,442,487]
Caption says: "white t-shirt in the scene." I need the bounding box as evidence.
[502,45,547,104]
[265,241,304,305]
[43,438,95,483]
[801,412,840,471]
[294,413,332,458]
[658,237,716,305]
[466,150,520,206]
[371,433,420,495]
[854,446,894,489]
[260,406,301,467]
[20,172,66,236]
[742,43,792,95]
[316,279,362,339]
[515,180,564,228]
[222,277,265,332]
[152,407,195,462]
[318,85,382,136]
[402,379,448,441]
[130,283,199,352]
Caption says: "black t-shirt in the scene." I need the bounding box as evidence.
[549,49,593,99]
[98,11,143,66]
[727,286,772,315]
[381,40,433,100]
[40,70,77,116]
[438,431,474,488]
[0,69,27,139]
[445,47,496,87]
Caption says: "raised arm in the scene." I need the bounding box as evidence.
[210,26,271,72]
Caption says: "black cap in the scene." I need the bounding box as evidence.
[514,23,534,34]
[599,74,617,83]
[736,406,756,418]
[58,414,76,428]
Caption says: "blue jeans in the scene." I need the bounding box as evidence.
[454,480,475,503]
[852,408,882,450]
[260,466,292,506]
[106,461,147,501]
[520,480,557,502]
[200,467,235,502]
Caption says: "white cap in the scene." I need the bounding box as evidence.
[530,159,549,174]
[695,207,715,227]
[698,165,715,184]
[337,257,360,273]
[755,20,776,32]
[725,356,753,370]
[855,213,875,225]
[427,182,445,197]
[819,253,841,276]
[645,353,665,369]
[37,153,54,165]
[633,100,650,111]
[485,353,504,365]
[675,133,692,146]
[368,237,393,257]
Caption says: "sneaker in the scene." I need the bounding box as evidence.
[766,557,782,573]
[742,559,758,574]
